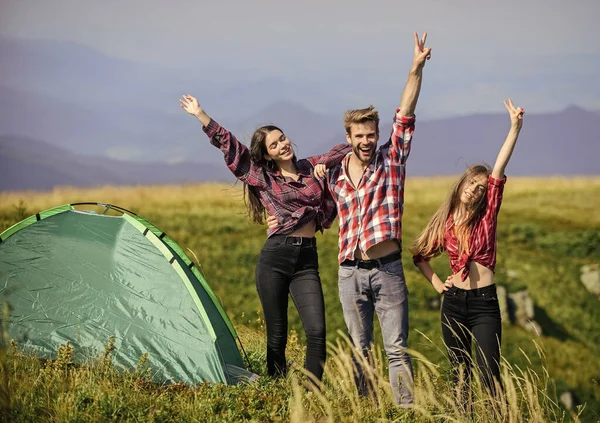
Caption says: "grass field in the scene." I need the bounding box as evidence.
[0,177,599,422]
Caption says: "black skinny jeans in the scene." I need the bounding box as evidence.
[441,284,502,397]
[255,235,326,382]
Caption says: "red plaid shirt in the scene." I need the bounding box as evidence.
[413,175,507,281]
[327,110,416,264]
[203,119,350,237]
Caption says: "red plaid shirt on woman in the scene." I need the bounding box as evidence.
[327,110,416,264]
[413,175,507,281]
[203,119,351,237]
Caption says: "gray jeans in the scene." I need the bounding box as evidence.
[338,256,414,405]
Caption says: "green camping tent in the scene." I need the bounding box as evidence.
[0,203,256,385]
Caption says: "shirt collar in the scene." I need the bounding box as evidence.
[267,156,311,178]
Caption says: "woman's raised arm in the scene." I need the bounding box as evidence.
[180,94,267,187]
[491,98,524,180]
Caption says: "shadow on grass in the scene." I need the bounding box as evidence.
[534,305,571,342]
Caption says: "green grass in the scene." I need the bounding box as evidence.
[0,177,599,422]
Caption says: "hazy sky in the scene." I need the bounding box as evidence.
[1,0,599,116]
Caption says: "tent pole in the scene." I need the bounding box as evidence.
[237,338,253,373]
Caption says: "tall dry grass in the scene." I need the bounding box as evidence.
[1,179,599,421]
[289,331,585,423]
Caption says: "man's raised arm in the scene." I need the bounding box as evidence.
[398,32,431,117]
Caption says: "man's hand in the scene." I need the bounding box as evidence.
[266,215,278,231]
[314,163,327,179]
[503,98,524,130]
[179,94,204,118]
[413,32,432,70]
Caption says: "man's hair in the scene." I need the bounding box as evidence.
[344,105,380,135]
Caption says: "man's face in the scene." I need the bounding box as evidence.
[346,121,379,164]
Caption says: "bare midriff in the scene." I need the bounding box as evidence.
[354,239,401,260]
[289,219,317,238]
[450,260,495,290]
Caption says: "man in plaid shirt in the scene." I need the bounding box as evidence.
[325,32,432,406]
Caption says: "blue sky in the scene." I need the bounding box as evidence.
[1,0,599,118]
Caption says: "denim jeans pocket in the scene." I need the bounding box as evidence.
[442,293,454,304]
[442,286,458,301]
[381,259,404,276]
[481,285,498,302]
[482,294,498,302]
[262,237,286,252]
[338,265,355,280]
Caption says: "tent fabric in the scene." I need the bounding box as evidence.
[0,204,253,385]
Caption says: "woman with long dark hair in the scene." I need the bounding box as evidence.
[180,94,350,384]
[411,99,524,397]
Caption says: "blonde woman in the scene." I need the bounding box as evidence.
[411,99,524,395]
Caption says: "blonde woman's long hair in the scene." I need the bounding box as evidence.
[411,164,492,260]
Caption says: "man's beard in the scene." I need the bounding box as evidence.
[352,144,375,164]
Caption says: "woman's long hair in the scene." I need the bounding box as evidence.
[410,164,492,260]
[244,125,282,224]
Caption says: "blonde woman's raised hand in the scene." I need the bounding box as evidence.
[503,98,524,130]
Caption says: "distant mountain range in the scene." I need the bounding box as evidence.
[246,102,600,176]
[0,37,599,191]
[2,101,599,192]
[376,105,600,177]
[0,135,235,192]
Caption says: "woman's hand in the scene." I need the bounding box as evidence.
[443,275,454,290]
[179,94,203,118]
[492,98,525,178]
[503,98,524,130]
[434,275,454,294]
[266,215,278,231]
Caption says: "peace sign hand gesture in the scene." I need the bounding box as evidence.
[413,32,432,69]
[503,98,525,130]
